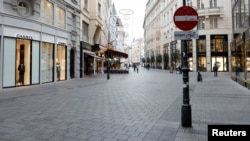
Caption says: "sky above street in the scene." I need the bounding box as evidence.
[113,0,148,41]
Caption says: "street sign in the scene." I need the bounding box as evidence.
[174,30,198,40]
[173,6,198,31]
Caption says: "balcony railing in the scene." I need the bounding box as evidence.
[197,7,224,17]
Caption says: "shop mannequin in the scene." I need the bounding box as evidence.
[18,63,25,85]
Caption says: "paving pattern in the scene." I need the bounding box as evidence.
[0,68,249,141]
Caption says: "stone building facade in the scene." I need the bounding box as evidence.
[144,0,233,72]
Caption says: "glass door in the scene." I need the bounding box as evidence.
[16,39,31,86]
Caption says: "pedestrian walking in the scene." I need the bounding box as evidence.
[137,67,139,73]
[213,63,218,77]
[236,63,242,77]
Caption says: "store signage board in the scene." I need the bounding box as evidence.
[174,30,198,40]
[173,6,198,31]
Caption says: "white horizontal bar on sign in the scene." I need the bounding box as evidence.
[175,16,198,21]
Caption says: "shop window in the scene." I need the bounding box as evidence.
[56,45,67,81]
[187,40,193,53]
[212,57,227,71]
[211,38,225,52]
[41,42,54,83]
[15,39,31,86]
[198,39,206,52]
[198,57,207,71]
[246,40,250,71]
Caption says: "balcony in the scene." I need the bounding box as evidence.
[197,7,224,18]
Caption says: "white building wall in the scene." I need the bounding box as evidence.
[0,0,81,89]
[144,0,233,72]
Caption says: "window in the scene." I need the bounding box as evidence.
[41,42,54,83]
[210,0,217,8]
[186,0,192,6]
[197,0,205,9]
[17,1,31,16]
[198,40,206,52]
[210,17,218,29]
[56,45,66,81]
[198,18,205,29]
[41,0,53,25]
[72,14,77,31]
[56,7,66,29]
[82,21,89,42]
[98,3,101,17]
[84,0,88,10]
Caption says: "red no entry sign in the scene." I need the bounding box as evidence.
[173,6,198,31]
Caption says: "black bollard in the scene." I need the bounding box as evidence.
[197,71,202,82]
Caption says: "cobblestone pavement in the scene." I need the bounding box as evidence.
[0,67,249,141]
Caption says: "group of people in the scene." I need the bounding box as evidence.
[133,65,139,73]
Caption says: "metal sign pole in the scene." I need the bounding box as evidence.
[181,0,192,127]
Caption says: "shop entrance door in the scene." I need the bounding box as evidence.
[16,39,31,86]
[70,48,75,78]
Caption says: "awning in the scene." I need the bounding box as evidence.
[105,49,128,58]
[91,44,100,52]
[83,50,104,60]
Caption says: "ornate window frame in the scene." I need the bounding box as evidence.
[17,0,32,17]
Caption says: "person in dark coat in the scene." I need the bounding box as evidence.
[18,63,25,85]
[213,63,218,77]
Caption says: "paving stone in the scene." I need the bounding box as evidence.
[0,70,249,141]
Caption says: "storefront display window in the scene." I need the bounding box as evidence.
[197,37,206,71]
[41,42,54,83]
[198,57,206,71]
[212,57,227,72]
[188,57,193,71]
[245,39,250,83]
[211,35,228,72]
[198,40,206,52]
[56,45,66,81]
[187,40,192,53]
[16,39,31,86]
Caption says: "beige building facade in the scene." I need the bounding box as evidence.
[144,0,233,72]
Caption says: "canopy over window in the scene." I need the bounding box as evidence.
[105,49,128,58]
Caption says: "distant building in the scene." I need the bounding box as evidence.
[231,0,250,88]
[144,0,233,72]
[131,38,144,65]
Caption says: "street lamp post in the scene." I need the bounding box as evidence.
[107,15,117,80]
